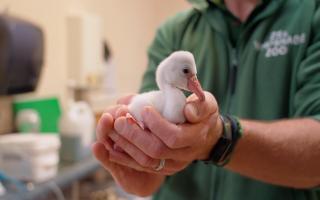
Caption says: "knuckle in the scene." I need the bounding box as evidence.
[124,125,139,141]
[204,91,214,99]
[149,142,166,158]
[146,117,157,130]
[112,134,120,143]
[206,93,218,112]
[192,127,208,146]
[199,123,209,135]
[138,156,154,168]
[199,130,208,143]
[113,136,123,147]
[166,133,180,148]
[115,107,124,118]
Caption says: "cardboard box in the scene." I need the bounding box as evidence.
[0,96,13,134]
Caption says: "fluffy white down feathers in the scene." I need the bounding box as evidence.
[127,51,205,129]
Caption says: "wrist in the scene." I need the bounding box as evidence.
[200,114,223,160]
[202,115,243,166]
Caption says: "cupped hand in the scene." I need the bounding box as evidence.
[93,94,165,196]
[108,92,223,176]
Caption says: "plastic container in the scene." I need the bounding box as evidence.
[59,101,94,162]
[59,101,94,147]
[0,134,60,182]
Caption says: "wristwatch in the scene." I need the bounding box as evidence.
[203,115,242,166]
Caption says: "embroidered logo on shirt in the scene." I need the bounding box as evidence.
[254,30,306,58]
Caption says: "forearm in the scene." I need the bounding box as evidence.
[226,118,320,188]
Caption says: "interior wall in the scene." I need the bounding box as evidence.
[154,0,190,25]
[70,0,190,94]
[68,0,157,94]
[0,0,190,105]
[0,0,68,101]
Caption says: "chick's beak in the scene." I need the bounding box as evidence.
[187,74,205,101]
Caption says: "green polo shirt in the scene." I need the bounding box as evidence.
[139,0,320,199]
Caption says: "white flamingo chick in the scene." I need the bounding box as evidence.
[128,51,205,129]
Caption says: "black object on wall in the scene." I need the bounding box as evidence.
[0,15,44,95]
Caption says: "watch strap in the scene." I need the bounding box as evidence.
[203,115,242,166]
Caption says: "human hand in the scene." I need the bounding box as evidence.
[108,92,223,176]
[95,94,134,151]
[92,94,165,196]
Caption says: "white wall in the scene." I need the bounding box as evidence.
[0,0,69,100]
[0,0,190,105]
[69,0,190,94]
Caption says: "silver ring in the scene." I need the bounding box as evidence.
[154,159,165,171]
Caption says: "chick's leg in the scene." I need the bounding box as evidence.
[125,113,145,130]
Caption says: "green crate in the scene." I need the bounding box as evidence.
[13,97,61,133]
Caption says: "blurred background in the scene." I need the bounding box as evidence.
[0,0,189,199]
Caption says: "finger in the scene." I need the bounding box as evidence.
[115,105,129,118]
[102,94,135,118]
[92,142,153,182]
[109,149,172,175]
[109,148,187,175]
[92,142,139,188]
[109,131,160,169]
[92,142,111,169]
[114,116,197,160]
[109,149,146,172]
[98,105,129,151]
[96,113,114,150]
[114,116,170,159]
[116,94,136,105]
[92,142,151,175]
[141,107,183,147]
[184,91,218,123]
[110,129,191,170]
[142,106,211,149]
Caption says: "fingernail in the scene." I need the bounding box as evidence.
[114,119,126,132]
[186,104,199,117]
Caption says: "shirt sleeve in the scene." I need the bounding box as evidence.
[292,6,320,121]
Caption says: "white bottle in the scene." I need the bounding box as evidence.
[102,58,117,95]
[59,101,95,147]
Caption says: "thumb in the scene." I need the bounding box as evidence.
[184,91,218,123]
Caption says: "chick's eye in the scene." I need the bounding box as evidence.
[183,68,189,74]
